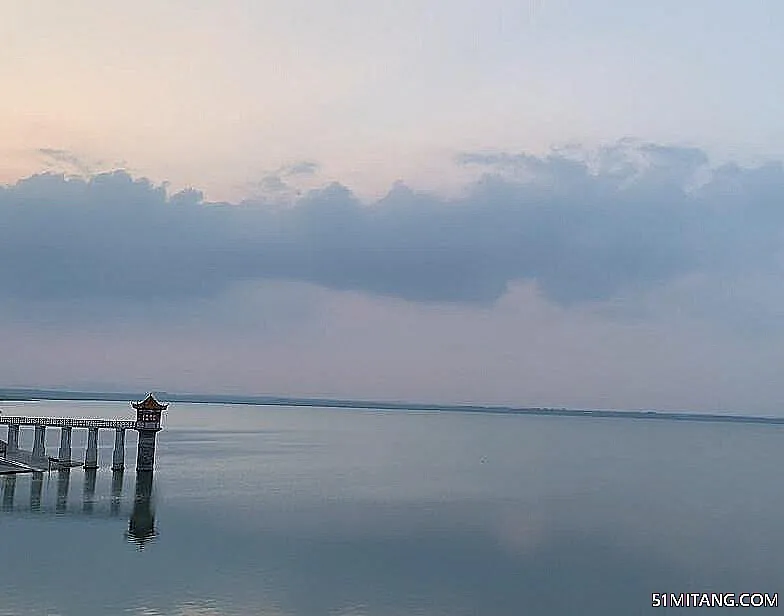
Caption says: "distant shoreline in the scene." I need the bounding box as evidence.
[1,387,783,426]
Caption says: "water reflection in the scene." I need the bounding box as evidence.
[127,470,157,549]
[0,468,157,549]
[111,469,123,516]
[30,472,42,511]
[56,467,70,513]
[83,468,97,514]
[2,473,15,511]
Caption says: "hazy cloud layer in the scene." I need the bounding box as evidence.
[3,141,784,308]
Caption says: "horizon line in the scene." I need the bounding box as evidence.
[1,387,783,427]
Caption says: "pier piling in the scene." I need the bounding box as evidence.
[112,429,126,471]
[58,426,72,463]
[84,428,99,469]
[32,425,46,461]
[6,425,19,453]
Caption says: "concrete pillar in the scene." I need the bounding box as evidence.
[112,428,126,471]
[83,468,97,514]
[31,425,46,461]
[58,426,72,462]
[6,425,19,452]
[84,428,99,469]
[136,429,159,472]
[56,468,70,513]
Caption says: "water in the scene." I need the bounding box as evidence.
[1,400,782,615]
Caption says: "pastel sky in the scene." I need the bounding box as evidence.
[3,1,784,412]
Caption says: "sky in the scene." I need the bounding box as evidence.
[2,1,784,412]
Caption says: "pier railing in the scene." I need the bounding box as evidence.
[0,417,136,429]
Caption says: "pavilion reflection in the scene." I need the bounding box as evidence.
[127,470,157,549]
[0,468,158,548]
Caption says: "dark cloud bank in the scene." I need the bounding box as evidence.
[3,141,783,307]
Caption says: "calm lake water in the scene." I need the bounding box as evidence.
[0,400,782,615]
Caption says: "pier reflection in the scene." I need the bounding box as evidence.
[127,471,156,548]
[31,473,42,511]
[2,474,15,511]
[56,468,70,513]
[0,468,157,548]
[111,469,123,516]
[83,469,97,514]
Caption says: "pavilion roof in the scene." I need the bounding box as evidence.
[132,393,168,411]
